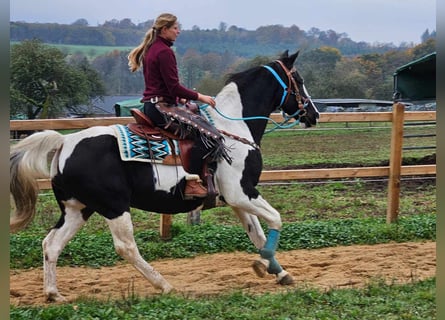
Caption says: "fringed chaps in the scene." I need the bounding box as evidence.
[155,103,232,164]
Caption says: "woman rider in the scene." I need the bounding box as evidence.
[128,13,224,199]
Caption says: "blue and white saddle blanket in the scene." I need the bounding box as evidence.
[113,124,180,163]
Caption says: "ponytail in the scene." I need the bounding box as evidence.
[128,28,156,72]
[127,13,177,72]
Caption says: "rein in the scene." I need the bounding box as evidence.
[198,61,312,148]
[200,102,302,149]
[261,60,311,133]
[263,60,305,110]
[262,65,289,107]
[199,104,261,149]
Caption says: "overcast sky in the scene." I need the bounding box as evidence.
[10,0,436,45]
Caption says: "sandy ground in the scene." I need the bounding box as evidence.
[10,241,436,306]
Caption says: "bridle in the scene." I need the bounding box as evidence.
[199,60,317,149]
[263,60,310,120]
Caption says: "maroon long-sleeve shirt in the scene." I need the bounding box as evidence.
[142,36,198,104]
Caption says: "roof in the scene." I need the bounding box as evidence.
[313,98,395,107]
[67,95,142,117]
[113,97,144,116]
[394,52,436,74]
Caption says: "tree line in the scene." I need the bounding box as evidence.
[86,38,436,99]
[9,19,436,119]
[10,19,436,58]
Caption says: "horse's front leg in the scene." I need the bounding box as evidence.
[235,209,294,285]
[253,229,294,285]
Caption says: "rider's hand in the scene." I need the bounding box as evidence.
[197,93,216,107]
[177,98,187,105]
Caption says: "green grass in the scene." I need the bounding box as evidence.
[10,213,435,269]
[11,41,133,60]
[17,178,436,235]
[9,125,436,318]
[10,278,435,319]
[10,124,436,269]
[261,126,435,168]
[51,43,133,60]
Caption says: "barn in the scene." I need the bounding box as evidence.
[393,52,436,103]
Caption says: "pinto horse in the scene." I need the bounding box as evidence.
[10,49,319,302]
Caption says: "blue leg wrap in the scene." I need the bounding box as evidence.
[264,229,280,251]
[259,229,283,274]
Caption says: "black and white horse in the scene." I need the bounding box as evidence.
[10,49,319,302]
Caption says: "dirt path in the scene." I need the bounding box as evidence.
[10,241,436,306]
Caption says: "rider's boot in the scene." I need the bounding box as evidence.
[184,174,208,199]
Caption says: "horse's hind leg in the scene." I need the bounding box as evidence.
[105,211,174,293]
[42,199,90,302]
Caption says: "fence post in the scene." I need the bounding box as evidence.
[187,209,201,225]
[159,214,172,240]
[386,103,405,223]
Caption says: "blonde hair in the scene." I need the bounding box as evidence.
[128,13,178,72]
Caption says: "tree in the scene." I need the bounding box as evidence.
[195,73,225,96]
[411,38,436,60]
[330,57,367,98]
[67,56,107,114]
[91,50,142,94]
[117,18,136,29]
[298,47,342,98]
[420,29,436,43]
[10,39,105,119]
[218,22,228,32]
[71,18,89,26]
[181,49,203,88]
[421,29,430,43]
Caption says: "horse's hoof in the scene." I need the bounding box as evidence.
[161,285,175,294]
[46,292,66,303]
[277,272,295,285]
[252,259,268,278]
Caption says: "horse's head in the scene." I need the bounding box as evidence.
[270,50,320,128]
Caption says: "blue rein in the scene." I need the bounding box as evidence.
[262,64,311,132]
[200,104,302,132]
[199,63,309,133]
[262,65,289,107]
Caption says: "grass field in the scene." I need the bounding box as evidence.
[10,279,436,319]
[9,125,436,319]
[10,41,133,60]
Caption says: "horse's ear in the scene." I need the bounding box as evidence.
[289,50,300,64]
[280,50,289,59]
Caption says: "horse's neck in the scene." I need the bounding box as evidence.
[205,82,269,145]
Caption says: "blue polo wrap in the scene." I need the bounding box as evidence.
[259,229,283,274]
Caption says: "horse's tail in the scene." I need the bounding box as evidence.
[10,130,64,233]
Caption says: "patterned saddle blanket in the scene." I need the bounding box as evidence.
[113,124,183,165]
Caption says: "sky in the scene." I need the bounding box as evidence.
[10,0,436,45]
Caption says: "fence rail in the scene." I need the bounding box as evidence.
[9,110,436,131]
[10,105,436,236]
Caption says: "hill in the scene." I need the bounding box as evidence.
[10,20,413,58]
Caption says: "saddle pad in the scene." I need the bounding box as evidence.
[113,124,180,163]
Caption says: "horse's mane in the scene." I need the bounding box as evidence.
[224,52,288,87]
[225,66,263,87]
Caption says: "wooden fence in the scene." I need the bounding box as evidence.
[10,103,436,236]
